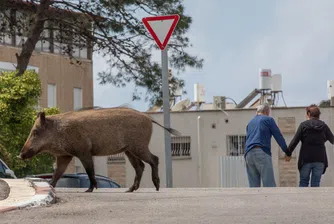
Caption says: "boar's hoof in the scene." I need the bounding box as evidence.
[49,180,56,188]
[85,185,97,193]
[85,188,94,193]
[125,187,135,193]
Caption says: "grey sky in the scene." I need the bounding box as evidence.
[93,0,334,111]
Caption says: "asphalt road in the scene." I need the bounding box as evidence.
[0,179,10,200]
[2,187,334,224]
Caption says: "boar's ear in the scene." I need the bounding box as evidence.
[37,112,46,126]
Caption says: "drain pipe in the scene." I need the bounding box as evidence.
[197,116,202,187]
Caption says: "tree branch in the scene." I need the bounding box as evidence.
[15,0,51,76]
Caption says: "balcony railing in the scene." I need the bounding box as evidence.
[108,152,125,162]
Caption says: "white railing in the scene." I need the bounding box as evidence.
[219,156,249,188]
[108,152,125,162]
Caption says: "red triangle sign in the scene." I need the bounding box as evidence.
[142,14,180,50]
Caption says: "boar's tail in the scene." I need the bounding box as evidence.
[151,120,182,136]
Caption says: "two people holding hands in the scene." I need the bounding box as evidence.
[245,104,334,188]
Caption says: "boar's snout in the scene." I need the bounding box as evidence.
[19,147,35,160]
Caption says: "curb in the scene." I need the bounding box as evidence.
[0,178,56,213]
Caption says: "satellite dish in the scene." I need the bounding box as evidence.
[171,98,191,111]
[147,105,162,112]
[118,103,133,109]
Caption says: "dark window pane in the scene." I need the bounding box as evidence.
[97,179,111,188]
[109,182,119,188]
[0,162,5,173]
[80,178,91,188]
[56,178,80,188]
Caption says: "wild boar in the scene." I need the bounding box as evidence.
[19,107,181,193]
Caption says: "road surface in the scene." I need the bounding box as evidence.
[2,187,334,224]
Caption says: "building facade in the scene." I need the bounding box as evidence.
[0,46,93,112]
[122,107,334,189]
[1,5,94,112]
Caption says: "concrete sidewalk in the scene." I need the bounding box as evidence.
[0,178,56,213]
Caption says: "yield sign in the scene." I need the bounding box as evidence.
[142,14,180,50]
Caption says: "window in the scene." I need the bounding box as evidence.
[0,61,39,73]
[80,46,88,59]
[73,87,83,110]
[72,41,88,59]
[47,84,57,107]
[97,179,112,188]
[226,135,246,156]
[171,136,191,157]
[109,181,120,188]
[0,10,92,58]
[0,162,5,174]
[79,178,90,188]
[0,62,16,72]
[0,10,13,46]
[56,178,80,188]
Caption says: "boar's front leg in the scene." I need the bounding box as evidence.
[50,155,73,188]
[77,155,98,192]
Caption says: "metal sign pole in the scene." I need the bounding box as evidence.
[161,47,173,188]
[142,14,180,189]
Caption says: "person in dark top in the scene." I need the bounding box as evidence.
[245,104,289,187]
[286,104,334,187]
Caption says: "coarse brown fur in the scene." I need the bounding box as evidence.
[19,107,181,192]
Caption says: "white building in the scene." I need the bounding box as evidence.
[131,106,334,189]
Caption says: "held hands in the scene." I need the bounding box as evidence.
[284,155,291,162]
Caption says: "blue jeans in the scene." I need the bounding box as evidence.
[245,148,276,187]
[299,162,324,187]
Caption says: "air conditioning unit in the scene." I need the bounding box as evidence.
[213,96,226,110]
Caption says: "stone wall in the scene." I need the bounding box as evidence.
[277,116,298,187]
[279,158,297,187]
[108,161,126,187]
[65,159,75,174]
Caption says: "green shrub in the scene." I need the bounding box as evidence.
[0,70,60,177]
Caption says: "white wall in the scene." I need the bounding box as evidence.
[126,112,201,188]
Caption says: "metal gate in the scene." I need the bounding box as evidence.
[219,156,249,188]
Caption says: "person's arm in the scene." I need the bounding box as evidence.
[269,118,288,154]
[286,123,303,157]
[325,124,334,144]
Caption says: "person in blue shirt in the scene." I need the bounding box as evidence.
[245,104,289,187]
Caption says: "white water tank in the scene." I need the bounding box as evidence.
[271,74,282,92]
[327,80,334,99]
[194,83,205,103]
[259,69,272,90]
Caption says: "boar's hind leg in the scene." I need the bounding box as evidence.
[77,155,97,193]
[50,156,73,188]
[125,151,145,193]
[131,149,160,191]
